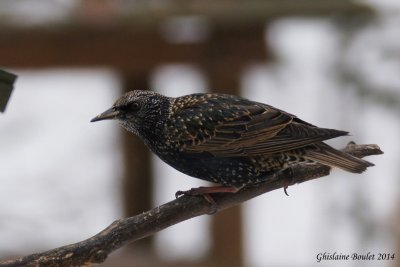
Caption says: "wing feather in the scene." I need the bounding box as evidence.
[171,94,347,157]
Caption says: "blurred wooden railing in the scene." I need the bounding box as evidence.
[0,1,372,266]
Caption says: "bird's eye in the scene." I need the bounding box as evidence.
[128,102,140,112]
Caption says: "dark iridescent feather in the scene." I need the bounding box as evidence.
[92,90,374,189]
[173,95,345,155]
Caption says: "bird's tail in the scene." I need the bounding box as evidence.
[304,142,374,173]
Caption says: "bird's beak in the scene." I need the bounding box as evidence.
[90,107,120,122]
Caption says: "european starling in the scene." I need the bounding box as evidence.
[91,90,373,197]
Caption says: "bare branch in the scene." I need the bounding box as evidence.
[0,142,383,267]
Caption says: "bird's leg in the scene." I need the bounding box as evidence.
[175,185,243,214]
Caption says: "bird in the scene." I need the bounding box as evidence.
[91,90,373,199]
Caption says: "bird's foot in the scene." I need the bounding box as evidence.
[283,182,290,196]
[203,194,218,214]
[175,185,241,197]
[175,186,242,214]
[279,167,294,196]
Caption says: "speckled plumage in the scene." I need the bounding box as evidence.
[91,90,373,190]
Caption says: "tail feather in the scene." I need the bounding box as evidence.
[304,142,374,173]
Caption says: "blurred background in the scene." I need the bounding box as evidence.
[0,0,399,266]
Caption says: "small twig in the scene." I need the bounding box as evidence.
[0,142,383,267]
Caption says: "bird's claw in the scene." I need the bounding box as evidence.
[275,167,294,196]
[283,186,289,196]
[175,188,201,198]
[202,193,218,214]
[175,190,184,198]
[175,189,218,214]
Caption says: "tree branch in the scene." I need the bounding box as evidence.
[0,142,383,267]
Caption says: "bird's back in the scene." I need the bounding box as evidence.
[159,93,372,183]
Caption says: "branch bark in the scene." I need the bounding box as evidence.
[0,142,383,267]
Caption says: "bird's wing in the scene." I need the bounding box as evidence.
[171,94,347,157]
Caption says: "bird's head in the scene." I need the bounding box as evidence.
[91,90,171,136]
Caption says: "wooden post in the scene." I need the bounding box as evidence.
[206,56,245,267]
[120,73,154,252]
[208,83,244,266]
[203,26,267,267]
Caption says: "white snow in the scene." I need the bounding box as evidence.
[0,69,123,255]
